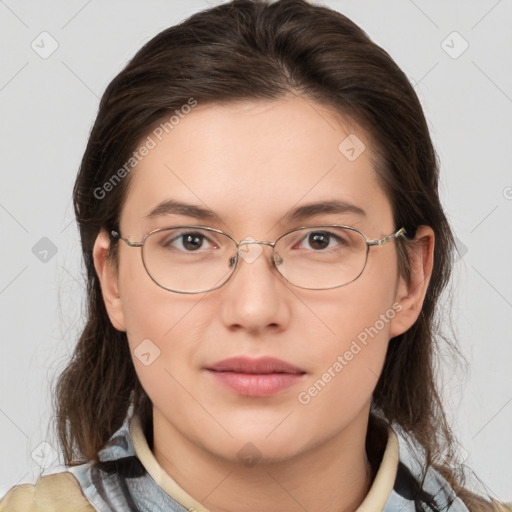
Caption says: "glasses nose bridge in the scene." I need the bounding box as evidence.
[235,238,279,267]
[237,238,275,250]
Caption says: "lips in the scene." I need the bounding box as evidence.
[206,356,306,374]
[206,357,306,397]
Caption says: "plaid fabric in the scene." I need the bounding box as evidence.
[63,413,472,512]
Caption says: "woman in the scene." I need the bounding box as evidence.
[1,0,508,510]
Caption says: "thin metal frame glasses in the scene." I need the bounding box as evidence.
[110,225,407,294]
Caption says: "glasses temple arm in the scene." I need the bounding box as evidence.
[367,227,407,246]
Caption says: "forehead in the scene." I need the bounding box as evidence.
[121,95,393,236]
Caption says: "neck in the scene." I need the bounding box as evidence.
[151,406,376,512]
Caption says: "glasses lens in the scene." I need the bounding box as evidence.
[274,226,367,289]
[142,228,237,293]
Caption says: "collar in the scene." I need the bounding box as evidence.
[129,413,400,512]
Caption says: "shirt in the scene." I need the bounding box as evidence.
[0,411,475,511]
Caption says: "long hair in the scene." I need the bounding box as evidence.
[54,1,503,509]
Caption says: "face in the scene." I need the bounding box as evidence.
[96,94,418,465]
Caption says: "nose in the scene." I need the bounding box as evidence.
[219,242,291,334]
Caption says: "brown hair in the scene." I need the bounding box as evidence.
[54,1,504,510]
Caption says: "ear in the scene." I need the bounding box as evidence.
[389,225,435,338]
[92,229,127,332]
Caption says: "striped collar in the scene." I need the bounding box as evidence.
[67,412,469,511]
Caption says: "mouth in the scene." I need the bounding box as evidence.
[205,356,306,397]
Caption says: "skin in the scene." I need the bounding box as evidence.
[93,94,434,512]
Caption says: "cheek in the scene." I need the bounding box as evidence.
[294,301,394,435]
[121,285,209,361]
[295,254,399,413]
[120,289,211,418]
[303,268,398,359]
[118,249,199,340]
[301,291,395,380]
[116,256,212,390]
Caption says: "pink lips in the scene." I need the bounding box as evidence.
[206,356,306,397]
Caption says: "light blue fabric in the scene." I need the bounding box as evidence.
[67,412,471,512]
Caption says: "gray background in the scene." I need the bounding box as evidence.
[1,0,511,503]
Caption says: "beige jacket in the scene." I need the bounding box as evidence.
[0,472,94,512]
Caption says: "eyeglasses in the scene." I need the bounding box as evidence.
[110,225,407,294]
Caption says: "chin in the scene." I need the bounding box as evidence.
[206,430,310,465]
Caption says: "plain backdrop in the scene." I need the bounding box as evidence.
[1,0,511,503]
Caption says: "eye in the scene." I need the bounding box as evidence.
[297,230,348,251]
[164,231,216,252]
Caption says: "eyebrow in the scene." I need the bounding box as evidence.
[284,199,366,221]
[145,198,366,223]
[146,199,223,223]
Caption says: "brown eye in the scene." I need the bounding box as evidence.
[297,230,347,251]
[160,231,213,252]
[308,232,330,250]
[181,233,205,251]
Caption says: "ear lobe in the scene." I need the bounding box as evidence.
[92,229,127,332]
[389,226,435,339]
